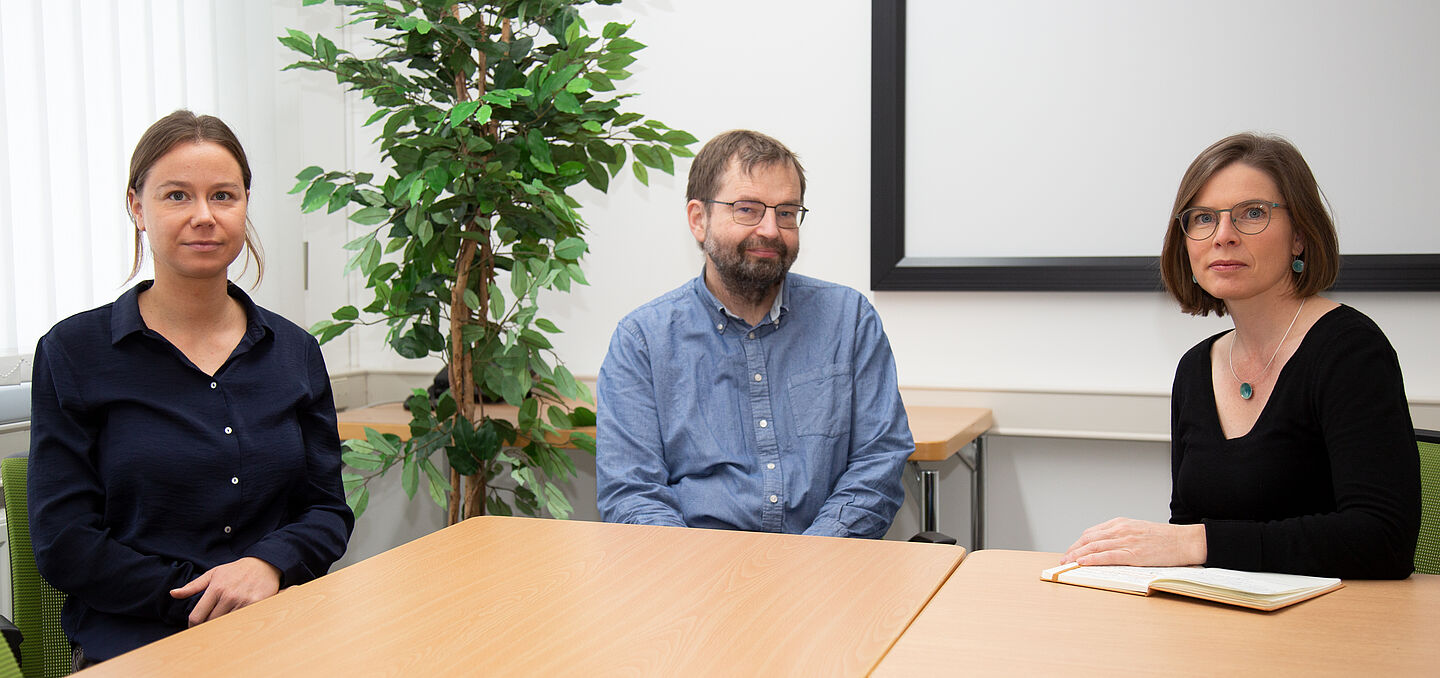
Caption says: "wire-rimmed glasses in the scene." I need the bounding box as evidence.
[704,199,809,229]
[1176,200,1285,240]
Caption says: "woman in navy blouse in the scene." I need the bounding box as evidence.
[1063,133,1418,579]
[27,110,354,668]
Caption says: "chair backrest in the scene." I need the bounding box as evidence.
[0,626,21,678]
[1,457,69,678]
[1418,429,1440,575]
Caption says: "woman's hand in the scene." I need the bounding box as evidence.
[1061,517,1207,567]
[170,557,282,627]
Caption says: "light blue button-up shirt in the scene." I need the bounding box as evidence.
[596,272,913,538]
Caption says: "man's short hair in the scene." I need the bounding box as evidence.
[686,129,807,203]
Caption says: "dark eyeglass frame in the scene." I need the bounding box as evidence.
[704,199,809,229]
[1175,200,1286,241]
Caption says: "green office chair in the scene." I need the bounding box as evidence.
[0,620,21,678]
[2,457,70,677]
[1417,429,1440,575]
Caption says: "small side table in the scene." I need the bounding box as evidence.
[904,406,995,550]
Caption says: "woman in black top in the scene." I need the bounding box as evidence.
[1063,133,1418,579]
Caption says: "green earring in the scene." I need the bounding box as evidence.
[1292,258,1304,273]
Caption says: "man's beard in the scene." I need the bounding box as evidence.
[704,231,798,306]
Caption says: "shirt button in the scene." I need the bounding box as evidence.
[210,382,218,389]
[769,494,779,503]
[716,324,724,331]
[767,463,775,470]
[748,332,755,339]
[759,419,768,428]
[753,373,762,382]
[231,476,239,485]
[223,526,232,534]
[224,426,233,435]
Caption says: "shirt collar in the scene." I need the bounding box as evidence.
[694,267,788,327]
[111,280,272,345]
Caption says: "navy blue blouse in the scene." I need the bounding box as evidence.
[27,281,354,660]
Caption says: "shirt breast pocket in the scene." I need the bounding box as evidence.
[787,363,852,438]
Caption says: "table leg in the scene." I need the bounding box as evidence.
[957,435,987,551]
[972,435,985,550]
[919,466,939,533]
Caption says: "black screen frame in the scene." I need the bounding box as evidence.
[869,0,1440,292]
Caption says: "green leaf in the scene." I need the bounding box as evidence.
[488,283,506,321]
[294,165,324,183]
[603,22,629,39]
[420,458,449,509]
[446,416,481,476]
[631,160,649,185]
[608,37,644,54]
[543,481,573,519]
[342,448,384,472]
[553,365,580,401]
[632,144,661,169]
[301,180,337,213]
[527,128,556,174]
[463,288,481,312]
[581,120,603,133]
[534,318,562,333]
[565,77,591,94]
[449,100,482,127]
[342,231,374,251]
[349,206,390,225]
[278,30,314,57]
[326,183,354,213]
[520,329,552,349]
[662,129,699,145]
[553,237,587,260]
[359,238,382,276]
[332,305,359,321]
[553,91,582,114]
[401,454,419,499]
[474,104,493,126]
[509,266,529,299]
[587,72,616,92]
[546,405,572,430]
[347,486,369,516]
[570,407,597,427]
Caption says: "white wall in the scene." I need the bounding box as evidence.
[301,0,1440,554]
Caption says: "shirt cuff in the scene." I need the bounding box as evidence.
[802,516,851,538]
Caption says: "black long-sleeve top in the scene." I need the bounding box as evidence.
[1169,304,1419,579]
[27,281,355,660]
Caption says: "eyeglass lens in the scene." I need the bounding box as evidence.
[730,200,806,228]
[1180,200,1273,239]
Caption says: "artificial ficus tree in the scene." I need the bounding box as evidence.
[281,0,695,522]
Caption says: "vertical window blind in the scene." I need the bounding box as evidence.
[0,0,264,358]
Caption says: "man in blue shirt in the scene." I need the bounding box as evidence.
[596,130,913,538]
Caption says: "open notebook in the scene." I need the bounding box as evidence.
[1040,563,1343,611]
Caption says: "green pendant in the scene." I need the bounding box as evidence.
[1240,382,1253,400]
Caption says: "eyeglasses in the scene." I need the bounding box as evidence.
[1176,200,1286,240]
[704,199,809,229]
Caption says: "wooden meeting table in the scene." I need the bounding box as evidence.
[77,517,964,677]
[872,549,1440,676]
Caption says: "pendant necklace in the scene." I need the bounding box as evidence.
[1228,297,1306,400]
